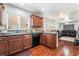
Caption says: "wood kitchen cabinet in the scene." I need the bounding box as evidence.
[23,35,32,49]
[8,35,23,54]
[0,36,9,56]
[0,3,4,25]
[0,34,32,56]
[40,34,47,45]
[46,34,56,48]
[41,34,56,48]
[31,15,43,27]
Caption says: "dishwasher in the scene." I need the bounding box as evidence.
[32,33,41,47]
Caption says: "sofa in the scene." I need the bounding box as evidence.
[62,30,76,37]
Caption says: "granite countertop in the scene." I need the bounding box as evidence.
[43,32,58,34]
[0,31,58,36]
[0,32,31,36]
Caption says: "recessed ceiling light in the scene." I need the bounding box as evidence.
[42,8,45,12]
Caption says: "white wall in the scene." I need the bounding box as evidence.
[4,4,31,17]
[59,23,64,31]
[43,18,59,33]
[2,4,32,31]
[73,22,79,30]
[59,21,79,31]
[2,4,60,33]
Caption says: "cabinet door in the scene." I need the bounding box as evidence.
[3,37,9,55]
[36,17,43,27]
[31,15,43,27]
[0,38,5,56]
[0,37,8,56]
[8,35,23,54]
[23,35,32,49]
[41,34,47,45]
[0,4,3,25]
[52,34,56,46]
[46,34,56,48]
[14,38,23,52]
[33,16,37,27]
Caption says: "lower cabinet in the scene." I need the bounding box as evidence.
[46,34,56,48]
[40,34,47,45]
[0,33,56,55]
[0,34,32,56]
[23,35,32,49]
[41,34,56,48]
[0,37,9,56]
[8,35,23,54]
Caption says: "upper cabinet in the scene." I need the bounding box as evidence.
[31,15,43,27]
[0,3,4,26]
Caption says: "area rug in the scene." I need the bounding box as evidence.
[59,36,75,42]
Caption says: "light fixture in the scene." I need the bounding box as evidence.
[42,8,45,12]
[65,15,69,22]
[64,15,70,24]
[59,12,64,18]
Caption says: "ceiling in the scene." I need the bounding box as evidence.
[5,3,79,23]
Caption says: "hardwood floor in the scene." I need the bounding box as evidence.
[31,45,57,56]
[9,49,32,56]
[56,40,79,56]
[11,40,79,56]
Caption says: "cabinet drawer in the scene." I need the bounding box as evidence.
[8,35,23,40]
[24,35,32,38]
[8,35,19,38]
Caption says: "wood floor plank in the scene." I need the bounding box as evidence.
[31,40,79,56]
[11,40,79,56]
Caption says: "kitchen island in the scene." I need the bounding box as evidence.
[40,33,58,48]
